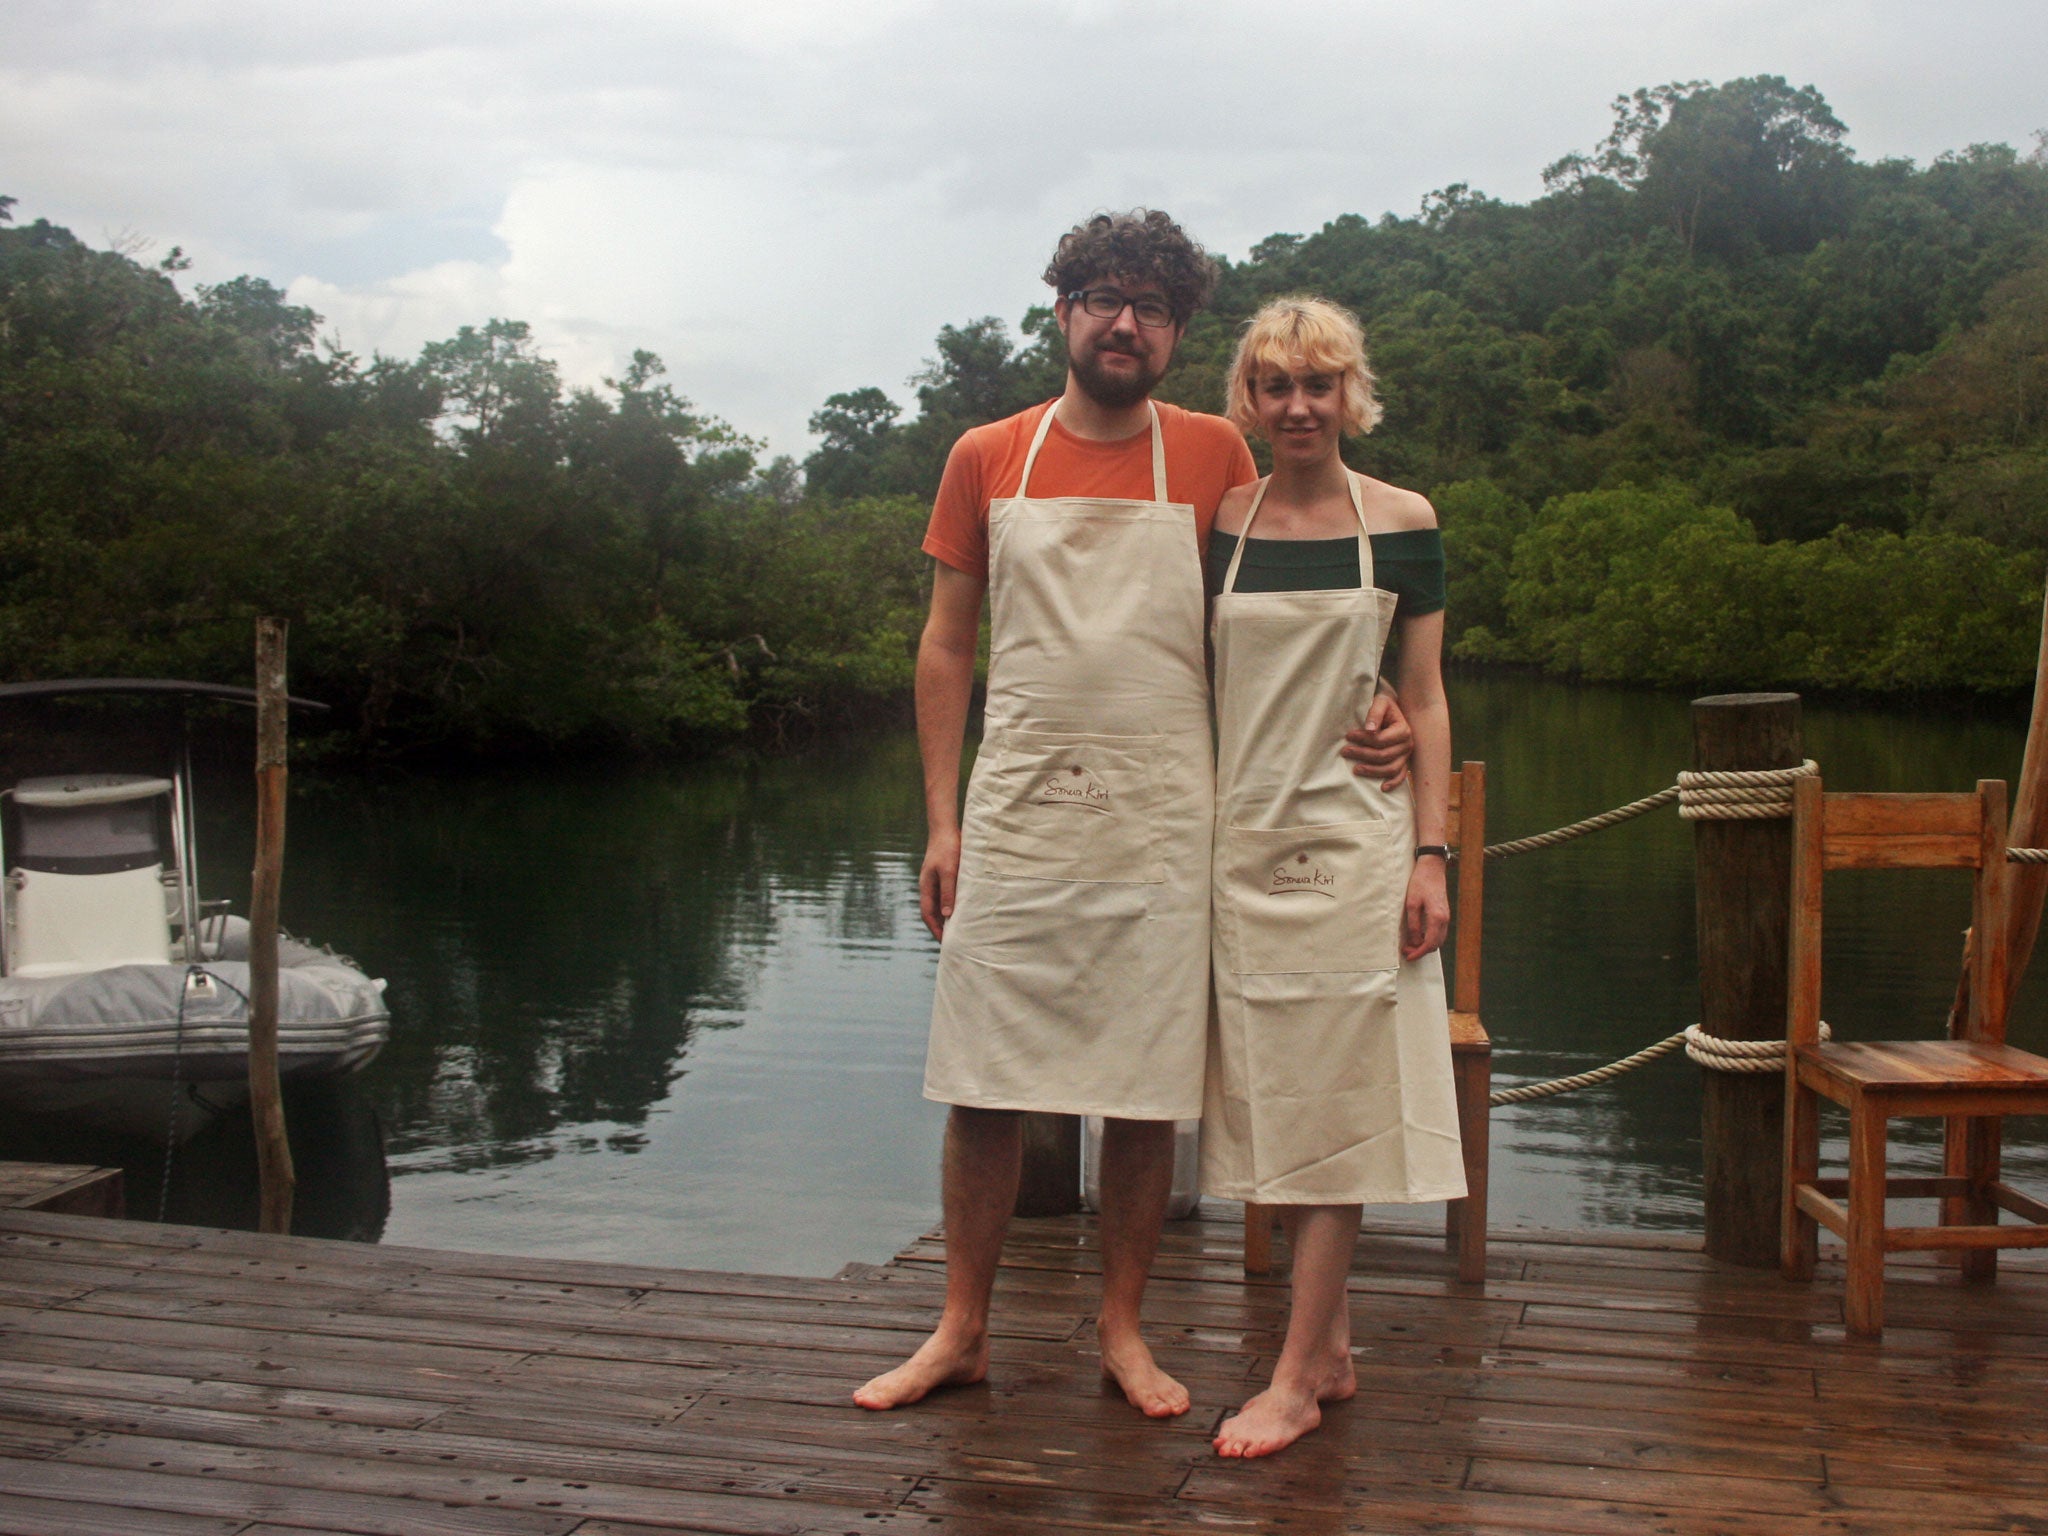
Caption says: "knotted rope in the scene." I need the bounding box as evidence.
[1683,1020,1831,1072]
[1676,759,1819,820]
[1490,1022,1832,1106]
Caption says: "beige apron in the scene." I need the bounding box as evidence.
[1201,473,1465,1204]
[924,403,1213,1120]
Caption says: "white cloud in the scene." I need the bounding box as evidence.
[6,0,2046,456]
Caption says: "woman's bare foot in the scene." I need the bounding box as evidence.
[1212,1357,1355,1457]
[852,1329,988,1410]
[1098,1328,1190,1418]
[1214,1382,1320,1458]
[1314,1353,1357,1405]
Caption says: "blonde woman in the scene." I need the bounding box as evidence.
[1203,296,1465,1457]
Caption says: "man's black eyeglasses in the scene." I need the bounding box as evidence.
[1066,289,1176,329]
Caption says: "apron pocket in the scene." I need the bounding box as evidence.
[1221,821,1401,974]
[982,730,1167,884]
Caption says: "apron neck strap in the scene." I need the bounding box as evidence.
[1346,470,1377,590]
[1219,477,1271,594]
[1146,402,1168,503]
[1017,401,1167,503]
[1219,469,1376,595]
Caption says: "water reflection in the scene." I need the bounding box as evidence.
[10,680,2043,1275]
[253,735,947,1274]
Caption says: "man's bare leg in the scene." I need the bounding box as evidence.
[1214,1203,1361,1457]
[1095,1116,1188,1417]
[854,1106,1021,1410]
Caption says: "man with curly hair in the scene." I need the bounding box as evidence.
[856,211,1408,1418]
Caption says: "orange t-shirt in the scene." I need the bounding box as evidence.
[922,400,1258,581]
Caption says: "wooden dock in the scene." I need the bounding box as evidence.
[1,1204,2045,1535]
[0,1163,123,1220]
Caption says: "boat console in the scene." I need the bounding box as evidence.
[4,774,178,978]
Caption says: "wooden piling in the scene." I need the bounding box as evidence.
[1693,692,1801,1268]
[249,617,295,1235]
[1950,584,2048,1033]
[1013,1112,1081,1217]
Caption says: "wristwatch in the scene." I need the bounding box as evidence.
[1413,845,1450,861]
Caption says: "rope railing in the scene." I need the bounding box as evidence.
[1467,759,1824,1106]
[1489,1023,1833,1107]
[1475,785,1677,859]
[1449,758,2048,1107]
[1488,1032,1684,1106]
[1466,760,1818,861]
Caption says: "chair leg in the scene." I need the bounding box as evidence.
[1947,1114,2002,1284]
[1844,1104,1887,1338]
[1243,1202,1275,1276]
[1781,1076,1819,1282]
[1450,1049,1490,1285]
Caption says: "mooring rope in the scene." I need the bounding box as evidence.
[2009,847,2048,865]
[1489,1021,1833,1106]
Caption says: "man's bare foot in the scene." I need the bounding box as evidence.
[852,1331,988,1410]
[1213,1358,1355,1458]
[1098,1329,1190,1418]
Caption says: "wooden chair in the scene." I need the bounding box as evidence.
[1782,774,2048,1336]
[1245,761,1493,1285]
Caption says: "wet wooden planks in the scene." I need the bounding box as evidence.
[0,1207,2044,1534]
[0,1161,122,1218]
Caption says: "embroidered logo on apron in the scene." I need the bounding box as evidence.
[1034,763,1112,812]
[1267,851,1337,897]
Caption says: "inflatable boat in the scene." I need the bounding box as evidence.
[0,683,389,1139]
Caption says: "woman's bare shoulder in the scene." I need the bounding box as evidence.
[1354,474,1437,533]
[1214,477,1266,537]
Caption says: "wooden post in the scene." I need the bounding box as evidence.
[250,618,296,1235]
[1243,1202,1276,1275]
[1013,1112,1081,1217]
[1949,585,2048,1033]
[1693,692,1801,1268]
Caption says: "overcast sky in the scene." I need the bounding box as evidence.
[7,1,2045,461]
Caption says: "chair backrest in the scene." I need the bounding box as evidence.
[1788,775,2010,1048]
[1448,762,1486,1014]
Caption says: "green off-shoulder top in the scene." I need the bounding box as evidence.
[1205,527,1446,613]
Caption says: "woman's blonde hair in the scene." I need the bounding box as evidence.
[1225,294,1382,437]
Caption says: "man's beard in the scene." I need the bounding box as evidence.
[1070,341,1167,410]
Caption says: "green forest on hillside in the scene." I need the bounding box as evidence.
[5,76,2047,756]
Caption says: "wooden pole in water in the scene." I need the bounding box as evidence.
[1693,692,1801,1268]
[1950,586,2048,1033]
[250,617,296,1235]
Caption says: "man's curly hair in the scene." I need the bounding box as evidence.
[1042,210,1218,325]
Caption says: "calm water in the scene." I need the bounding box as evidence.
[11,676,2044,1275]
